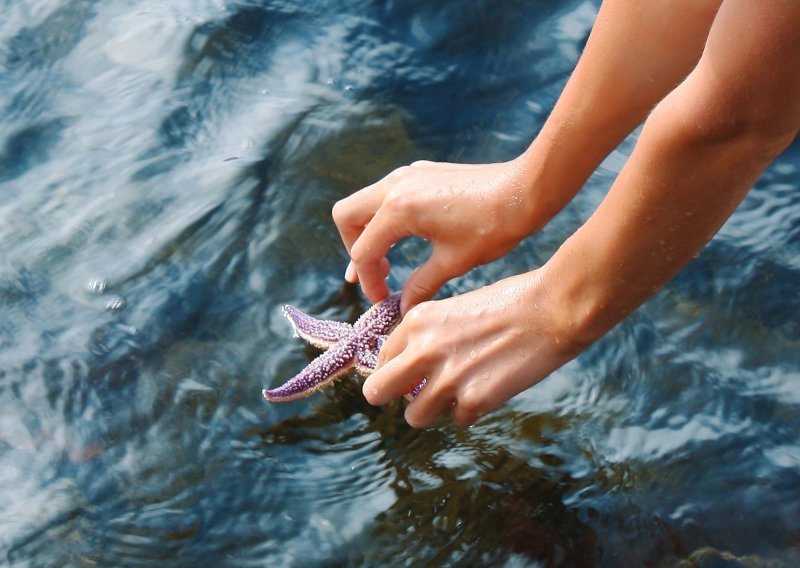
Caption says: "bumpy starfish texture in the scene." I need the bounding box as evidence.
[264,293,425,402]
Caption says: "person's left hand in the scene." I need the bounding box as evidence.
[362,272,582,428]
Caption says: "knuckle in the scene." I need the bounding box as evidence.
[410,159,432,168]
[383,187,407,211]
[405,302,432,326]
[331,199,350,223]
[389,165,410,179]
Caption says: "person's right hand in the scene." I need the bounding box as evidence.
[332,157,539,313]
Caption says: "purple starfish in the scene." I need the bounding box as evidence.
[263,293,426,402]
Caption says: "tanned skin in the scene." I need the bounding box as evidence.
[332,0,800,428]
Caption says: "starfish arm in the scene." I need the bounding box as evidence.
[354,352,377,376]
[355,293,402,335]
[354,334,387,375]
[283,305,353,349]
[266,293,406,403]
[263,343,356,402]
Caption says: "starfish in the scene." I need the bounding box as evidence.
[263,293,425,402]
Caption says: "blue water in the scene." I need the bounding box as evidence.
[1,1,799,566]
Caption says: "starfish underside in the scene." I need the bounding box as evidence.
[263,293,426,402]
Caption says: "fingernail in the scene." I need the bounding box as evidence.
[344,261,357,283]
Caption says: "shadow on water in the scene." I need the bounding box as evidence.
[259,394,601,567]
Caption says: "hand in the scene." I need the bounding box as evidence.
[332,158,538,313]
[361,273,583,428]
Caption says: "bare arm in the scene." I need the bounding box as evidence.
[365,0,800,428]
[334,0,723,310]
[545,0,800,346]
[520,0,725,222]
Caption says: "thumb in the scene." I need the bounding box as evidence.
[401,249,460,314]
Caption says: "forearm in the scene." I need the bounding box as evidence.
[518,0,723,228]
[537,0,800,346]
[541,92,797,347]
[360,0,800,429]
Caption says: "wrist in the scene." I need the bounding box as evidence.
[514,111,619,234]
[510,145,577,236]
[534,244,621,352]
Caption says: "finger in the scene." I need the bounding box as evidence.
[374,317,408,369]
[344,257,390,284]
[403,378,456,429]
[362,351,426,406]
[358,271,390,305]
[449,388,490,428]
[362,323,408,405]
[332,182,390,253]
[350,207,411,303]
[401,248,460,314]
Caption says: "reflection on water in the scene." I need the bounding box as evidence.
[1,0,799,566]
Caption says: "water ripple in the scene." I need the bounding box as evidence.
[1,0,798,565]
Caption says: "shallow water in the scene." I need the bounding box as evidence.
[1,1,799,566]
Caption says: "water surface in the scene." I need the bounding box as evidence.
[1,1,799,566]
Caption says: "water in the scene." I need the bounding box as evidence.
[1,1,799,566]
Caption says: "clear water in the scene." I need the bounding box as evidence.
[1,1,799,566]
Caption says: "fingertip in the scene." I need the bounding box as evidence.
[403,406,432,429]
[362,377,381,405]
[363,280,390,305]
